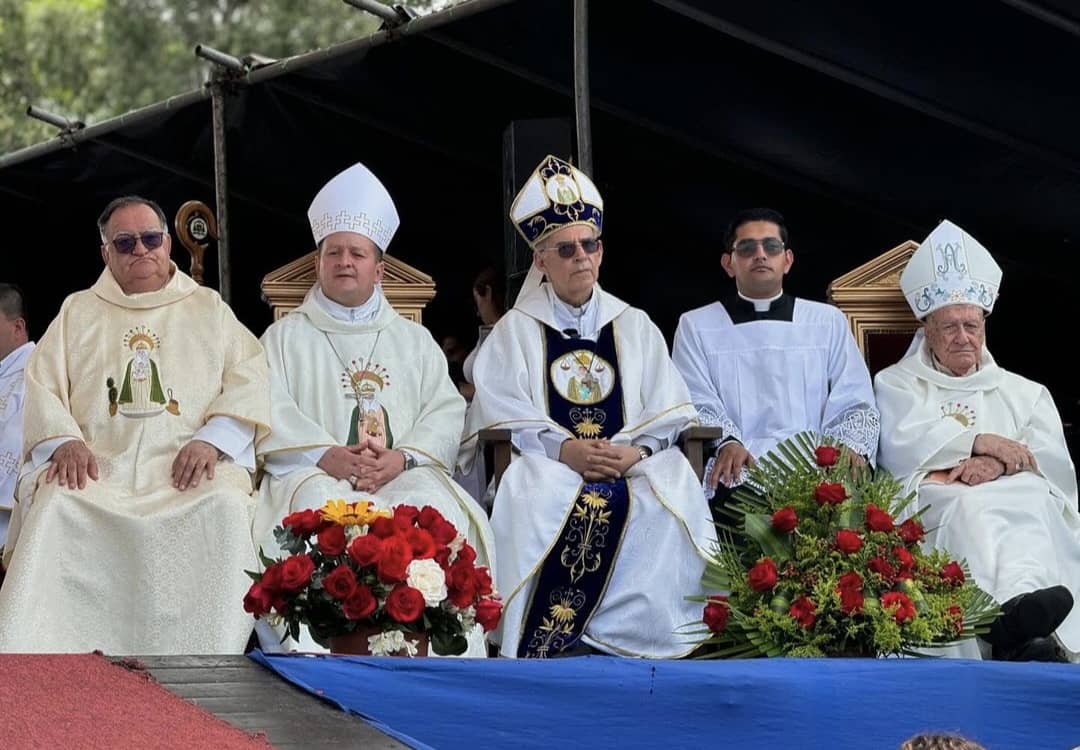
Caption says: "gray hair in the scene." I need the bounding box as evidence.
[97,196,168,241]
[0,283,26,324]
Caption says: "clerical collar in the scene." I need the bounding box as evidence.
[314,284,381,323]
[722,291,794,324]
[547,285,599,340]
[0,341,33,376]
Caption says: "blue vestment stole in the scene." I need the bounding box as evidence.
[517,323,632,657]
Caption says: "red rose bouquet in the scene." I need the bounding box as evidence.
[693,434,998,657]
[244,499,502,656]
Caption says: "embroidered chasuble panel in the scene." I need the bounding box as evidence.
[261,252,435,324]
[542,324,626,439]
[828,240,920,376]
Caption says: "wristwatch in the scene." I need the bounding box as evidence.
[636,445,652,461]
[403,452,417,471]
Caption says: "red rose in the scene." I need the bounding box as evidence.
[430,519,459,546]
[370,516,400,539]
[898,519,925,544]
[259,563,287,611]
[385,584,426,623]
[835,529,863,554]
[348,534,383,568]
[322,565,358,601]
[864,504,895,533]
[836,572,864,615]
[703,596,730,633]
[392,504,420,531]
[280,554,316,593]
[815,445,840,467]
[789,596,816,628]
[748,558,778,592]
[377,536,414,583]
[947,604,964,635]
[456,543,477,567]
[892,545,915,572]
[448,560,480,607]
[405,528,437,559]
[814,482,847,506]
[243,582,273,616]
[881,591,916,624]
[434,546,453,570]
[771,506,798,533]
[867,556,896,581]
[473,566,494,597]
[837,571,863,591]
[418,506,447,530]
[940,561,965,586]
[281,509,324,537]
[317,525,347,556]
[475,598,503,632]
[342,584,377,620]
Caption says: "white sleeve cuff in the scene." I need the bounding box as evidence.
[194,416,256,471]
[30,437,79,470]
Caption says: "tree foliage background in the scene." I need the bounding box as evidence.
[0,0,442,155]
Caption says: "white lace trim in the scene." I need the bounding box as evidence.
[823,407,880,458]
[697,407,741,444]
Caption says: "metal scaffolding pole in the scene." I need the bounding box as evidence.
[572,0,592,176]
[209,76,232,303]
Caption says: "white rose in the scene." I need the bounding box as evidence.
[407,558,448,607]
[368,629,419,657]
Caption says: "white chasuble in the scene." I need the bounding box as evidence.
[673,297,880,472]
[0,342,34,543]
[254,289,495,654]
[461,284,714,658]
[876,341,1080,653]
[0,266,270,654]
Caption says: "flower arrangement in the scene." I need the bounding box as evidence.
[243,499,502,656]
[693,433,998,658]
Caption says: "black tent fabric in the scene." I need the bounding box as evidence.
[2,0,1077,440]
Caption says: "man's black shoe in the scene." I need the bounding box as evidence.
[987,585,1073,659]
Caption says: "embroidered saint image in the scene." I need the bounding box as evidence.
[550,350,614,406]
[342,362,393,448]
[116,327,174,418]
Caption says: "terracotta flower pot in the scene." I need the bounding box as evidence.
[329,627,430,657]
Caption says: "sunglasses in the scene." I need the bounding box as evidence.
[732,237,785,257]
[545,237,601,259]
[109,231,167,254]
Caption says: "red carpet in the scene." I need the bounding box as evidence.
[0,653,274,749]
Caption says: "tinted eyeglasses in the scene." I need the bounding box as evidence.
[109,231,167,254]
[732,237,785,257]
[545,237,601,259]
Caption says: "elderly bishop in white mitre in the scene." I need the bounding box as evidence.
[875,219,1079,662]
[460,155,714,658]
[254,162,495,654]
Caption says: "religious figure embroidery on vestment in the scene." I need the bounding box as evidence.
[550,350,614,406]
[113,326,177,418]
[342,361,393,448]
[940,401,977,428]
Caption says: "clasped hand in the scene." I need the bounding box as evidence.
[973,433,1037,475]
[317,439,405,493]
[559,439,642,482]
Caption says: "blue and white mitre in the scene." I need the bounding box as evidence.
[901,219,1002,320]
[510,155,603,248]
[308,162,400,251]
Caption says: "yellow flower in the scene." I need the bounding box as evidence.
[320,498,392,527]
[574,419,603,438]
[548,603,577,623]
[578,491,607,511]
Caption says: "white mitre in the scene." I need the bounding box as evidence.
[307,162,400,251]
[900,219,1002,320]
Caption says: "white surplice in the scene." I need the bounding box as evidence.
[672,295,879,485]
[0,267,270,654]
[254,287,496,654]
[461,283,714,658]
[0,341,34,546]
[875,338,1080,653]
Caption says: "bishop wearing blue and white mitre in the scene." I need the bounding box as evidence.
[461,155,714,658]
[254,162,495,655]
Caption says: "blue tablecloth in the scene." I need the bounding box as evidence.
[249,651,1080,750]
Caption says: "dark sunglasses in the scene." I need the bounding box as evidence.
[732,237,785,258]
[109,231,167,254]
[546,237,601,259]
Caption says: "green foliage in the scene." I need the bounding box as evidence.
[1,0,448,155]
[692,432,1000,658]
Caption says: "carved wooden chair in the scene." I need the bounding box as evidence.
[827,240,921,376]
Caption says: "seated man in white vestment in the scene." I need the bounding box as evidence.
[876,219,1078,663]
[253,162,494,655]
[461,155,714,658]
[0,284,34,551]
[672,208,879,517]
[0,196,270,654]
